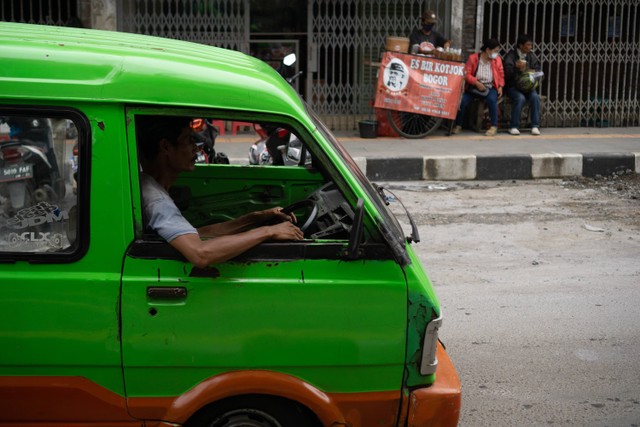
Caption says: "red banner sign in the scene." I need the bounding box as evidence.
[374,51,465,119]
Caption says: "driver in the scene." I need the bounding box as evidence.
[136,116,303,268]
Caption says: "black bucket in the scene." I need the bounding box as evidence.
[358,120,378,138]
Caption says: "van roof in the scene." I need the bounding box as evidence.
[0,22,305,118]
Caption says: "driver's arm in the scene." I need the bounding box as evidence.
[170,221,303,268]
[197,207,296,237]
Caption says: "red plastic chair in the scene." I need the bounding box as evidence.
[211,120,226,135]
[231,121,254,135]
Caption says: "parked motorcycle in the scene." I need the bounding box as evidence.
[190,118,229,164]
[249,124,311,166]
[248,54,309,166]
[0,117,65,215]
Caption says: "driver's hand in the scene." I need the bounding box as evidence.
[268,221,303,241]
[263,207,297,224]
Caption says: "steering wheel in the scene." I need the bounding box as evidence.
[281,199,319,233]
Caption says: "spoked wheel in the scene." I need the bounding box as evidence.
[386,109,442,139]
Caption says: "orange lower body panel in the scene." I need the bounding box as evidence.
[0,343,460,427]
[0,376,138,426]
[405,342,462,427]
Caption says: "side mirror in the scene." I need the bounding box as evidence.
[283,53,296,67]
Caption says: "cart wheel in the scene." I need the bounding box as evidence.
[386,109,442,139]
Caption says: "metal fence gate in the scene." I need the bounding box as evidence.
[0,0,78,26]
[481,0,640,127]
[308,0,451,131]
[119,0,250,53]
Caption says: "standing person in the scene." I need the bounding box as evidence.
[503,34,542,135]
[137,116,303,268]
[451,38,505,136]
[408,9,450,53]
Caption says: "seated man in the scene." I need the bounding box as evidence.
[408,9,451,52]
[503,34,542,135]
[136,116,303,268]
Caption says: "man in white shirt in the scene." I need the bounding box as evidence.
[137,116,303,268]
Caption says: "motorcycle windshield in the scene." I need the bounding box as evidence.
[308,109,410,266]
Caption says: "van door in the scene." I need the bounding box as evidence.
[121,243,407,416]
[120,143,408,421]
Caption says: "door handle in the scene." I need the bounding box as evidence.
[146,286,187,300]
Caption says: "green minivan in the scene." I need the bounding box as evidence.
[0,22,460,427]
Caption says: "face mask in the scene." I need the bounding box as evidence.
[423,23,434,32]
[489,52,499,59]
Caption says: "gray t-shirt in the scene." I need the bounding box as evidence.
[140,173,197,242]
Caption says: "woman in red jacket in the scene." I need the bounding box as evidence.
[452,38,504,136]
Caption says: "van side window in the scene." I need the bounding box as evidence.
[0,114,82,258]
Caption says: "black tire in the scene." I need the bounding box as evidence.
[186,395,318,427]
[386,109,442,139]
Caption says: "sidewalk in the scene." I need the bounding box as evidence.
[216,127,640,181]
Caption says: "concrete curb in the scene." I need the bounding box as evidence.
[227,152,639,181]
[359,152,640,181]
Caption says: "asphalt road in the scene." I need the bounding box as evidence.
[384,179,640,427]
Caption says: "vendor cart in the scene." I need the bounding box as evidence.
[374,51,465,138]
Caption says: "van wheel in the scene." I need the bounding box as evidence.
[186,395,318,427]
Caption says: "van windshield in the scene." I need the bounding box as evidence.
[308,110,410,265]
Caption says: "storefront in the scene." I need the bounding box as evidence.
[2,0,639,130]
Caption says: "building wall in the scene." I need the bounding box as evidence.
[3,0,638,129]
[462,0,479,54]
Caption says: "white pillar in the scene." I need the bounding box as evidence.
[79,0,117,31]
[450,0,464,49]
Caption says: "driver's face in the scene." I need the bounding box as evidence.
[168,127,199,172]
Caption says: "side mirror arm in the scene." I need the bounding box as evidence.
[343,198,364,260]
